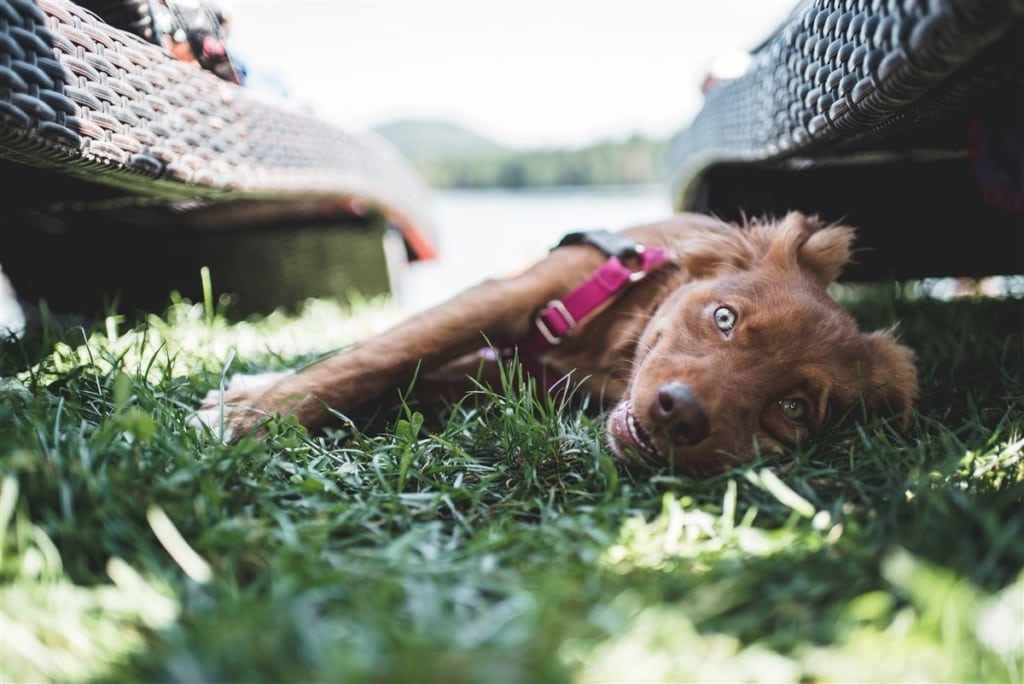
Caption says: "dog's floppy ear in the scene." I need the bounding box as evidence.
[771,212,856,287]
[857,328,919,426]
[770,210,856,286]
[800,223,856,287]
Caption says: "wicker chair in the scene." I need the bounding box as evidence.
[669,0,1023,282]
[0,0,437,317]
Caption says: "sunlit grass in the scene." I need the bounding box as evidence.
[0,478,179,682]
[1,283,1021,683]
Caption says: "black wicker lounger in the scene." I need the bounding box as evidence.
[0,0,436,317]
[669,0,1023,282]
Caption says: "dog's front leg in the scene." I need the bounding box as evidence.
[197,246,603,440]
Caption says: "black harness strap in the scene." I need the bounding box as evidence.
[553,229,646,259]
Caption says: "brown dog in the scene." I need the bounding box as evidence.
[196,211,918,475]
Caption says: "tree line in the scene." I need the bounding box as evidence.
[414,134,669,188]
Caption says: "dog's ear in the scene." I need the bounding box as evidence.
[857,328,919,426]
[770,212,856,287]
[790,211,856,284]
[800,223,856,287]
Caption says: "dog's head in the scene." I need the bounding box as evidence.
[607,212,918,474]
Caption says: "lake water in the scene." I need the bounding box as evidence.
[398,183,675,312]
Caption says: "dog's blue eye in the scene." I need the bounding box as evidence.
[713,306,736,333]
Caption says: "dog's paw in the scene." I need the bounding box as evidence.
[188,371,293,442]
[0,268,26,339]
[187,403,238,443]
[218,370,292,394]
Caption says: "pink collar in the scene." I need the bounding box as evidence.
[495,231,670,389]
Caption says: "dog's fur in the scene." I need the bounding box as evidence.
[197,211,918,475]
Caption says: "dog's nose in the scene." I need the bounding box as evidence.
[650,381,710,445]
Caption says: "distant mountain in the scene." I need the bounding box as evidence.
[375,117,670,189]
[374,119,508,162]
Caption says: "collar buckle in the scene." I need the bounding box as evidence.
[534,299,576,345]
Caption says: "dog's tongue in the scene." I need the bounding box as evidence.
[609,401,653,456]
[608,402,630,445]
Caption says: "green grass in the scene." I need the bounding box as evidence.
[1,283,1021,683]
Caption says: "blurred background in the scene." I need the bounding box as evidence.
[6,0,1017,333]
[219,0,799,310]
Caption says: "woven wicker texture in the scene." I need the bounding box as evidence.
[670,0,1024,211]
[0,0,435,254]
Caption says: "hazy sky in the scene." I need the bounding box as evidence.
[223,0,798,147]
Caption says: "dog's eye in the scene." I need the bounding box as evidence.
[778,398,808,421]
[713,306,736,333]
